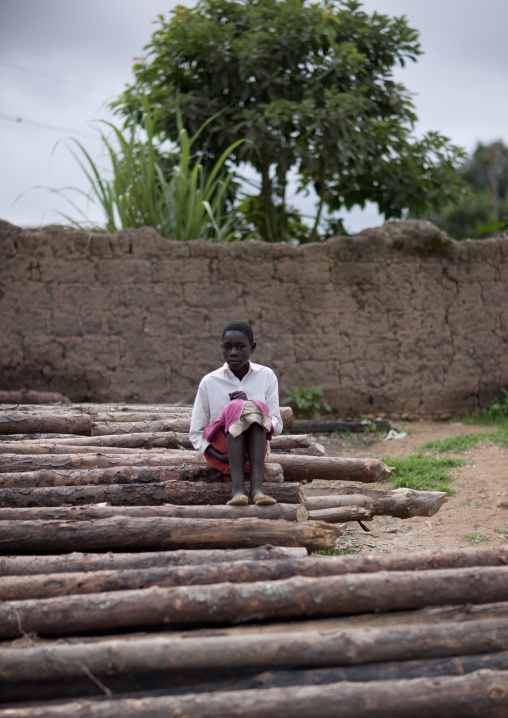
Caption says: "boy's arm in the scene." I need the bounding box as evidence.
[265,371,283,436]
[189,383,212,456]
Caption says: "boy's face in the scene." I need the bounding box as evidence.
[221,330,256,373]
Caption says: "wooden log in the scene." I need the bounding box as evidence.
[91,418,195,435]
[0,390,71,404]
[0,461,284,488]
[1,618,508,680]
[275,454,394,483]
[2,670,508,718]
[304,493,374,511]
[284,442,326,456]
[0,412,92,436]
[304,485,449,518]
[0,449,317,474]
[245,650,508,688]
[308,506,374,523]
[0,516,342,555]
[270,434,312,450]
[0,434,310,456]
[0,546,308,576]
[1,567,508,638]
[89,406,293,435]
[0,452,282,478]
[0,503,307,524]
[5,652,508,706]
[9,549,457,600]
[0,451,176,472]
[291,418,390,434]
[0,440,172,454]
[0,480,302,508]
[2,544,508,581]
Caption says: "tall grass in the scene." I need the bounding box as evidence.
[62,96,243,241]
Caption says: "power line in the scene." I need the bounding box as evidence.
[0,113,98,139]
[0,59,112,95]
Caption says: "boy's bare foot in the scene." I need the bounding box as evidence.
[252,493,277,506]
[227,494,249,506]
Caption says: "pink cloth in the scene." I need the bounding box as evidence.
[203,429,252,475]
[203,399,275,443]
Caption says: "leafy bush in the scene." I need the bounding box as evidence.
[61,96,243,241]
[281,385,332,420]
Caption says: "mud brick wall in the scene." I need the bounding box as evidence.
[1,218,507,418]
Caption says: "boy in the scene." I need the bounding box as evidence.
[189,320,283,505]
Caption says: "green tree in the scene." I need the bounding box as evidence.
[113,0,465,242]
[425,141,508,239]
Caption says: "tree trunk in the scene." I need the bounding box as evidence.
[0,515,342,555]
[0,451,188,472]
[304,485,449,518]
[275,455,393,483]
[304,493,374,511]
[3,669,508,718]
[291,418,390,433]
[308,506,373,523]
[0,438,179,453]
[0,546,308,576]
[1,567,508,638]
[270,434,312,450]
[0,438,312,467]
[0,390,71,404]
[0,461,284,488]
[0,412,92,436]
[2,547,507,579]
[0,480,303,508]
[4,651,508,706]
[0,503,307,524]
[1,617,508,677]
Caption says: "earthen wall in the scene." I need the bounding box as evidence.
[1,219,507,418]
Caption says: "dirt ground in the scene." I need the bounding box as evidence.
[314,420,508,554]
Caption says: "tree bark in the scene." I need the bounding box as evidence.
[0,515,342,555]
[304,485,449,518]
[0,546,308,576]
[275,455,393,483]
[4,652,508,706]
[1,541,507,581]
[308,506,373,523]
[2,669,508,718]
[304,493,374,511]
[1,567,508,638]
[291,418,390,433]
[0,439,176,453]
[0,481,302,508]
[0,503,307,524]
[0,390,71,404]
[1,618,508,679]
[89,407,293,435]
[0,461,284,488]
[0,412,92,436]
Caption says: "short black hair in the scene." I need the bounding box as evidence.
[221,320,254,344]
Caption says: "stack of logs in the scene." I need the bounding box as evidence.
[1,401,508,716]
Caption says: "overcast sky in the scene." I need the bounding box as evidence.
[2,0,508,233]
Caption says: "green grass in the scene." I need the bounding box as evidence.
[420,428,508,454]
[466,533,490,543]
[452,389,508,427]
[384,454,465,494]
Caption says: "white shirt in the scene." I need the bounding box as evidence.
[189,362,283,455]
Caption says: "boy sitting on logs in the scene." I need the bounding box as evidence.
[189,320,283,506]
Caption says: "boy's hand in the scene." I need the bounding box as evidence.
[229,391,248,400]
[205,446,229,464]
